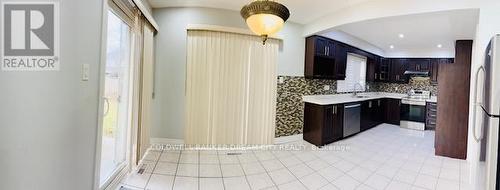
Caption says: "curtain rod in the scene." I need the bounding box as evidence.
[186,24,283,41]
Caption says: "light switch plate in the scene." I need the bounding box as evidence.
[82,64,89,81]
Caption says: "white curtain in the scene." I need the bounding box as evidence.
[138,23,155,160]
[185,30,278,145]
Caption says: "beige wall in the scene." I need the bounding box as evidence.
[0,0,104,189]
[151,7,305,139]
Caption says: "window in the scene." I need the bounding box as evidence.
[337,53,367,93]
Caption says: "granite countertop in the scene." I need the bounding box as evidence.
[302,92,437,105]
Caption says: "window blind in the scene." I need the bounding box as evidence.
[337,53,367,93]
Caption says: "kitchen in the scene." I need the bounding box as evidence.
[118,4,487,190]
[4,0,500,190]
[276,10,475,160]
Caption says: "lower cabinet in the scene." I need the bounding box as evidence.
[384,98,401,125]
[303,103,344,146]
[361,99,386,131]
[426,102,437,130]
[304,98,402,147]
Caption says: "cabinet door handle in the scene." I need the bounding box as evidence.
[332,105,336,114]
[324,47,327,56]
[327,47,330,56]
[374,73,377,79]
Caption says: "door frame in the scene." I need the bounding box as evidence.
[93,0,140,189]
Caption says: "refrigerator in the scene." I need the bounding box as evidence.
[474,34,500,190]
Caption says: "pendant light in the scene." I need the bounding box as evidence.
[240,0,290,44]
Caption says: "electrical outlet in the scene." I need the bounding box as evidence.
[323,85,330,91]
[278,76,284,84]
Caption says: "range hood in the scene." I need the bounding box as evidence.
[403,70,429,76]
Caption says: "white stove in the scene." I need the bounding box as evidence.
[400,90,430,130]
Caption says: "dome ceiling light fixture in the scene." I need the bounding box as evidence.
[240,0,290,45]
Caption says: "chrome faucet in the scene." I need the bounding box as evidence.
[352,82,364,97]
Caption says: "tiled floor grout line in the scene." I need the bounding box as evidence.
[256,151,291,189]
[313,147,365,190]
[322,133,423,189]
[216,151,226,190]
[143,149,163,190]
[298,150,336,190]
[171,149,183,190]
[198,151,200,190]
[273,149,322,190]
[128,125,466,190]
[237,151,260,189]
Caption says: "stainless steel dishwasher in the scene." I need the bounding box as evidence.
[343,103,361,137]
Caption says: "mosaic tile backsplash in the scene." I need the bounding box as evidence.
[275,76,438,137]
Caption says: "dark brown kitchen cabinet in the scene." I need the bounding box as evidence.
[384,98,401,125]
[366,57,378,82]
[430,58,454,84]
[333,42,348,79]
[361,99,386,131]
[361,101,371,131]
[390,59,408,83]
[426,102,437,130]
[374,99,386,125]
[408,59,431,72]
[303,103,344,146]
[314,37,328,56]
[435,40,472,160]
[314,37,336,58]
[305,36,347,80]
[430,59,440,84]
[377,58,391,82]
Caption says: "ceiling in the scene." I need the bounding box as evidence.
[327,9,479,57]
[147,0,375,24]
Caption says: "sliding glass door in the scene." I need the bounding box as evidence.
[99,10,132,186]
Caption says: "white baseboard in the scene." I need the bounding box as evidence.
[150,138,184,145]
[150,135,303,145]
[274,134,303,144]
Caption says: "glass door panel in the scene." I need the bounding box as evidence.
[100,11,132,186]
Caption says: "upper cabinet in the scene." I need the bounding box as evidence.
[390,58,408,83]
[305,36,347,80]
[430,58,454,84]
[377,58,391,82]
[408,58,431,72]
[389,58,445,83]
[304,35,453,84]
[366,57,378,82]
[314,37,336,58]
[333,42,348,79]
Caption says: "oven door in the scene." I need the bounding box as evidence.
[400,101,426,123]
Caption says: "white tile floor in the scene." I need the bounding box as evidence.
[120,124,472,190]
